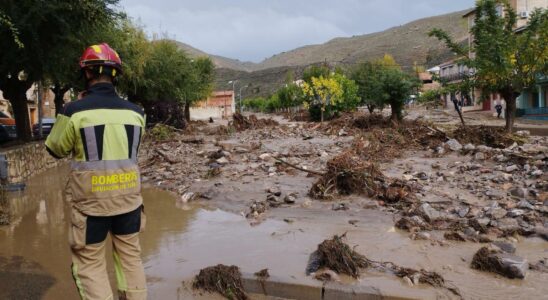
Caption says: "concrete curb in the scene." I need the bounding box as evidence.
[241,273,415,300]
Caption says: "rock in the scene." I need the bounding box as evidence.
[496,218,520,232]
[403,174,414,181]
[332,202,349,211]
[474,152,486,160]
[491,241,516,254]
[216,157,229,165]
[259,153,272,161]
[531,170,543,177]
[515,130,530,137]
[180,192,198,203]
[517,200,535,210]
[510,187,528,199]
[505,165,519,172]
[283,194,297,204]
[458,206,470,218]
[395,216,430,231]
[464,144,476,151]
[471,246,528,279]
[469,218,490,233]
[266,187,282,196]
[435,146,445,155]
[477,145,492,152]
[301,200,312,208]
[488,207,508,220]
[507,142,519,150]
[402,276,414,286]
[411,232,431,240]
[507,209,525,218]
[495,154,508,162]
[416,203,442,222]
[444,231,467,241]
[314,269,341,282]
[446,139,463,151]
[416,172,428,180]
[485,189,505,200]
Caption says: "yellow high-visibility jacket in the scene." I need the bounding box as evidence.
[46,83,145,216]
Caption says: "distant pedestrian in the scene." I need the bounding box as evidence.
[495,103,503,119]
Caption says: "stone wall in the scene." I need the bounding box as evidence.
[0,142,66,184]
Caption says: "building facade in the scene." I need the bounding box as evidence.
[438,1,548,118]
[190,91,235,120]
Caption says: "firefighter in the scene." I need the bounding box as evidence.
[46,43,147,300]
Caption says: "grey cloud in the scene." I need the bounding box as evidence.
[120,0,475,62]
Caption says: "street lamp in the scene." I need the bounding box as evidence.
[238,84,251,113]
[227,80,238,117]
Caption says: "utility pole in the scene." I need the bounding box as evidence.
[37,81,43,139]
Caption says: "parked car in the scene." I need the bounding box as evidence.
[32,118,56,137]
[0,111,17,143]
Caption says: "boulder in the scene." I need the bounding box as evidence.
[510,187,528,199]
[416,203,442,222]
[464,144,476,151]
[505,165,519,173]
[474,152,486,160]
[471,246,528,279]
[446,139,463,151]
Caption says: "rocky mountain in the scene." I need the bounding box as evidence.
[176,9,472,97]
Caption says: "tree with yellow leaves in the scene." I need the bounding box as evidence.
[302,75,344,122]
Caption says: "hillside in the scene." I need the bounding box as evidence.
[256,9,470,71]
[177,9,472,97]
[174,41,257,72]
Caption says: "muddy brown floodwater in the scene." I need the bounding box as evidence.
[1,165,547,300]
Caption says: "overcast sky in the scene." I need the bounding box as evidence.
[119,0,475,62]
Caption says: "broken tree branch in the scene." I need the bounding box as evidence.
[273,157,325,176]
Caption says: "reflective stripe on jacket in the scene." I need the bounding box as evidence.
[45,83,146,216]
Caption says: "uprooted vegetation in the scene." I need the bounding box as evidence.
[307,234,369,278]
[306,235,462,297]
[309,149,417,204]
[193,264,248,300]
[231,113,279,131]
[309,150,383,200]
[451,125,524,148]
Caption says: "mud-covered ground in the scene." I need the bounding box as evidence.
[139,110,548,299]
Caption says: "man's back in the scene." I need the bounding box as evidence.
[46,82,146,216]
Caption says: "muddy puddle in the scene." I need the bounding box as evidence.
[1,165,547,300]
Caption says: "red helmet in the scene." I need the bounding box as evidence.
[79,43,122,76]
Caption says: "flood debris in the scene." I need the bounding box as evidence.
[193,264,248,300]
[451,125,523,149]
[254,268,270,279]
[307,234,462,297]
[309,151,383,200]
[306,234,368,278]
[231,113,279,131]
[246,201,268,218]
[471,245,528,279]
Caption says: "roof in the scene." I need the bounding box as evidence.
[213,91,234,97]
[463,9,476,18]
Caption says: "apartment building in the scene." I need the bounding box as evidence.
[438,1,547,118]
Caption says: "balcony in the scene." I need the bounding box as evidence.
[439,72,469,82]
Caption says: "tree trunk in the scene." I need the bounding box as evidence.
[501,90,518,133]
[51,84,69,116]
[184,101,191,122]
[390,103,403,123]
[366,104,375,114]
[320,107,324,123]
[0,78,33,141]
